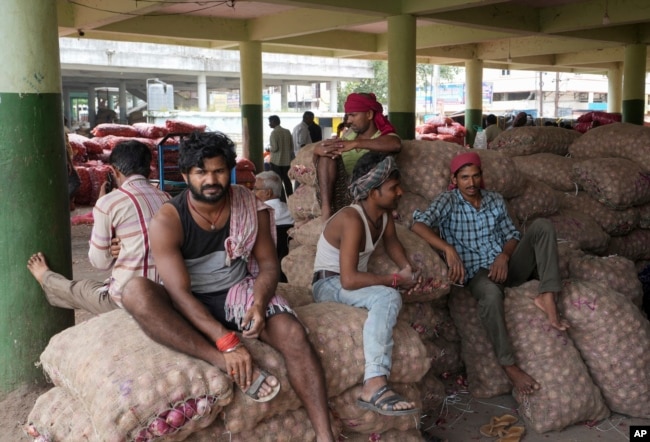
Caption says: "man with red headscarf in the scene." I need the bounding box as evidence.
[314,92,401,221]
[411,151,568,397]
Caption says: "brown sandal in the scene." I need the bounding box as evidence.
[479,414,518,437]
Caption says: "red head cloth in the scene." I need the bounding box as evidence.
[448,151,484,190]
[344,93,396,136]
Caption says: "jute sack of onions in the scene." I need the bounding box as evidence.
[395,140,464,201]
[537,209,610,254]
[568,122,650,172]
[289,143,317,186]
[557,191,639,236]
[559,279,650,418]
[367,224,450,303]
[506,178,558,225]
[286,184,321,221]
[475,149,526,198]
[281,244,316,288]
[489,126,581,157]
[394,191,431,228]
[340,428,425,442]
[399,301,460,343]
[447,286,511,398]
[25,387,95,441]
[275,282,314,308]
[638,203,650,228]
[571,158,650,209]
[296,303,430,395]
[504,281,610,433]
[605,228,650,261]
[567,254,643,308]
[423,337,463,377]
[417,367,447,414]
[39,309,232,442]
[208,408,342,442]
[287,217,323,247]
[329,383,422,434]
[556,240,585,279]
[511,153,579,192]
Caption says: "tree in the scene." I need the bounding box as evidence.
[337,60,388,111]
[337,61,459,112]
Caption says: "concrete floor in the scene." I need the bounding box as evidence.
[69,210,650,442]
[421,384,647,442]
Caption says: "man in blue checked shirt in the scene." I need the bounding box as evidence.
[411,151,569,396]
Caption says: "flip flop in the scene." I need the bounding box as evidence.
[243,369,281,402]
[356,384,419,416]
[496,425,525,442]
[479,414,518,437]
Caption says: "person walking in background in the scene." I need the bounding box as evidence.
[292,111,314,157]
[309,117,323,143]
[268,115,294,201]
[26,140,170,314]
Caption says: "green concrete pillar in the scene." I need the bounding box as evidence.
[239,41,264,172]
[0,0,74,397]
[387,15,416,140]
[622,44,647,125]
[465,59,484,147]
[607,63,622,114]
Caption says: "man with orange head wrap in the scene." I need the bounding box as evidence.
[314,92,401,221]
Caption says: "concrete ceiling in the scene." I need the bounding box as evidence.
[57,0,650,75]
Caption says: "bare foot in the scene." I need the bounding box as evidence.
[359,376,416,413]
[26,252,49,284]
[503,364,540,396]
[534,292,569,331]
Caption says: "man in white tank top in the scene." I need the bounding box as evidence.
[312,152,420,416]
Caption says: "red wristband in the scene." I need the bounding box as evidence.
[391,273,398,288]
[216,332,241,352]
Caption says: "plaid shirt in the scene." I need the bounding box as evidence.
[413,189,520,283]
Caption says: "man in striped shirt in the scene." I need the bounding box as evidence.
[27,140,170,314]
[411,151,568,396]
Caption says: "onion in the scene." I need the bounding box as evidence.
[165,409,186,429]
[195,396,211,417]
[134,428,152,442]
[179,398,198,420]
[148,417,171,436]
[24,424,40,437]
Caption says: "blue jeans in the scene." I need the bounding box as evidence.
[312,275,402,381]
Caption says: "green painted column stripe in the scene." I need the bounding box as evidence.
[622,99,645,125]
[0,92,74,395]
[465,108,483,147]
[0,2,61,93]
[241,104,264,173]
[389,112,415,141]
